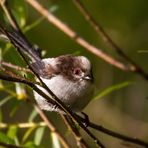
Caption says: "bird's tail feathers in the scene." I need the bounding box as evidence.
[0,26,41,62]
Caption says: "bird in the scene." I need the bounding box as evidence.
[0,26,94,113]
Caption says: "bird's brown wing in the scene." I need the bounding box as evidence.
[31,61,58,79]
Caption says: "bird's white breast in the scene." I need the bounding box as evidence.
[34,75,94,112]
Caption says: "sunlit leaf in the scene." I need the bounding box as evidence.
[24,17,44,33]
[94,81,132,100]
[22,126,36,143]
[23,5,58,33]
[0,48,2,61]
[7,125,18,139]
[10,100,21,117]
[29,109,38,122]
[0,109,2,122]
[51,132,61,148]
[15,83,27,100]
[34,127,45,146]
[0,95,13,107]
[138,50,148,53]
[0,80,4,89]
[49,5,59,13]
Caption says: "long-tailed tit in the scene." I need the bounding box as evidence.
[0,27,94,113]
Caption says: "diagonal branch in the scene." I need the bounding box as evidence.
[61,114,91,148]
[0,2,104,147]
[75,115,148,147]
[1,1,148,148]
[34,104,70,148]
[73,0,148,81]
[0,70,70,148]
[26,0,130,71]
[1,61,33,73]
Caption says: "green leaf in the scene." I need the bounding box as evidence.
[7,126,18,139]
[15,83,27,100]
[94,81,132,100]
[0,80,4,89]
[29,109,38,122]
[138,50,148,53]
[24,17,44,33]
[0,131,15,145]
[0,109,2,122]
[0,95,13,107]
[49,5,59,13]
[24,141,39,148]
[51,132,61,148]
[22,126,36,143]
[9,100,21,117]
[34,127,45,146]
[0,48,2,61]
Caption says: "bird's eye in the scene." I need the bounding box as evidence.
[73,68,82,75]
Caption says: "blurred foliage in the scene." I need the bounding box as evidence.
[94,81,132,100]
[0,0,148,147]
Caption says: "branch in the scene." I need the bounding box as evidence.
[75,115,148,147]
[0,66,38,85]
[0,0,24,35]
[1,61,32,73]
[73,0,148,81]
[25,0,130,71]
[0,0,19,30]
[0,122,46,129]
[1,1,148,148]
[34,104,70,148]
[0,3,104,146]
[22,53,105,147]
[0,70,70,148]
[26,0,148,80]
[0,58,103,147]
[0,68,103,148]
[61,114,90,148]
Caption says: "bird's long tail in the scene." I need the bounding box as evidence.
[0,26,41,62]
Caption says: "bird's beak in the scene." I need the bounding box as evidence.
[83,74,93,82]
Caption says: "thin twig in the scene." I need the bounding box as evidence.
[0,4,104,146]
[14,31,105,148]
[75,115,148,147]
[0,51,70,148]
[1,61,32,73]
[26,0,130,71]
[34,104,70,148]
[0,122,46,129]
[61,114,89,148]
[0,66,38,85]
[0,65,55,107]
[18,44,105,148]
[0,62,147,148]
[0,0,20,30]
[0,71,104,148]
[0,68,102,148]
[0,1,73,116]
[0,1,148,148]
[0,71,70,148]
[1,1,147,148]
[1,28,104,147]
[73,0,148,81]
